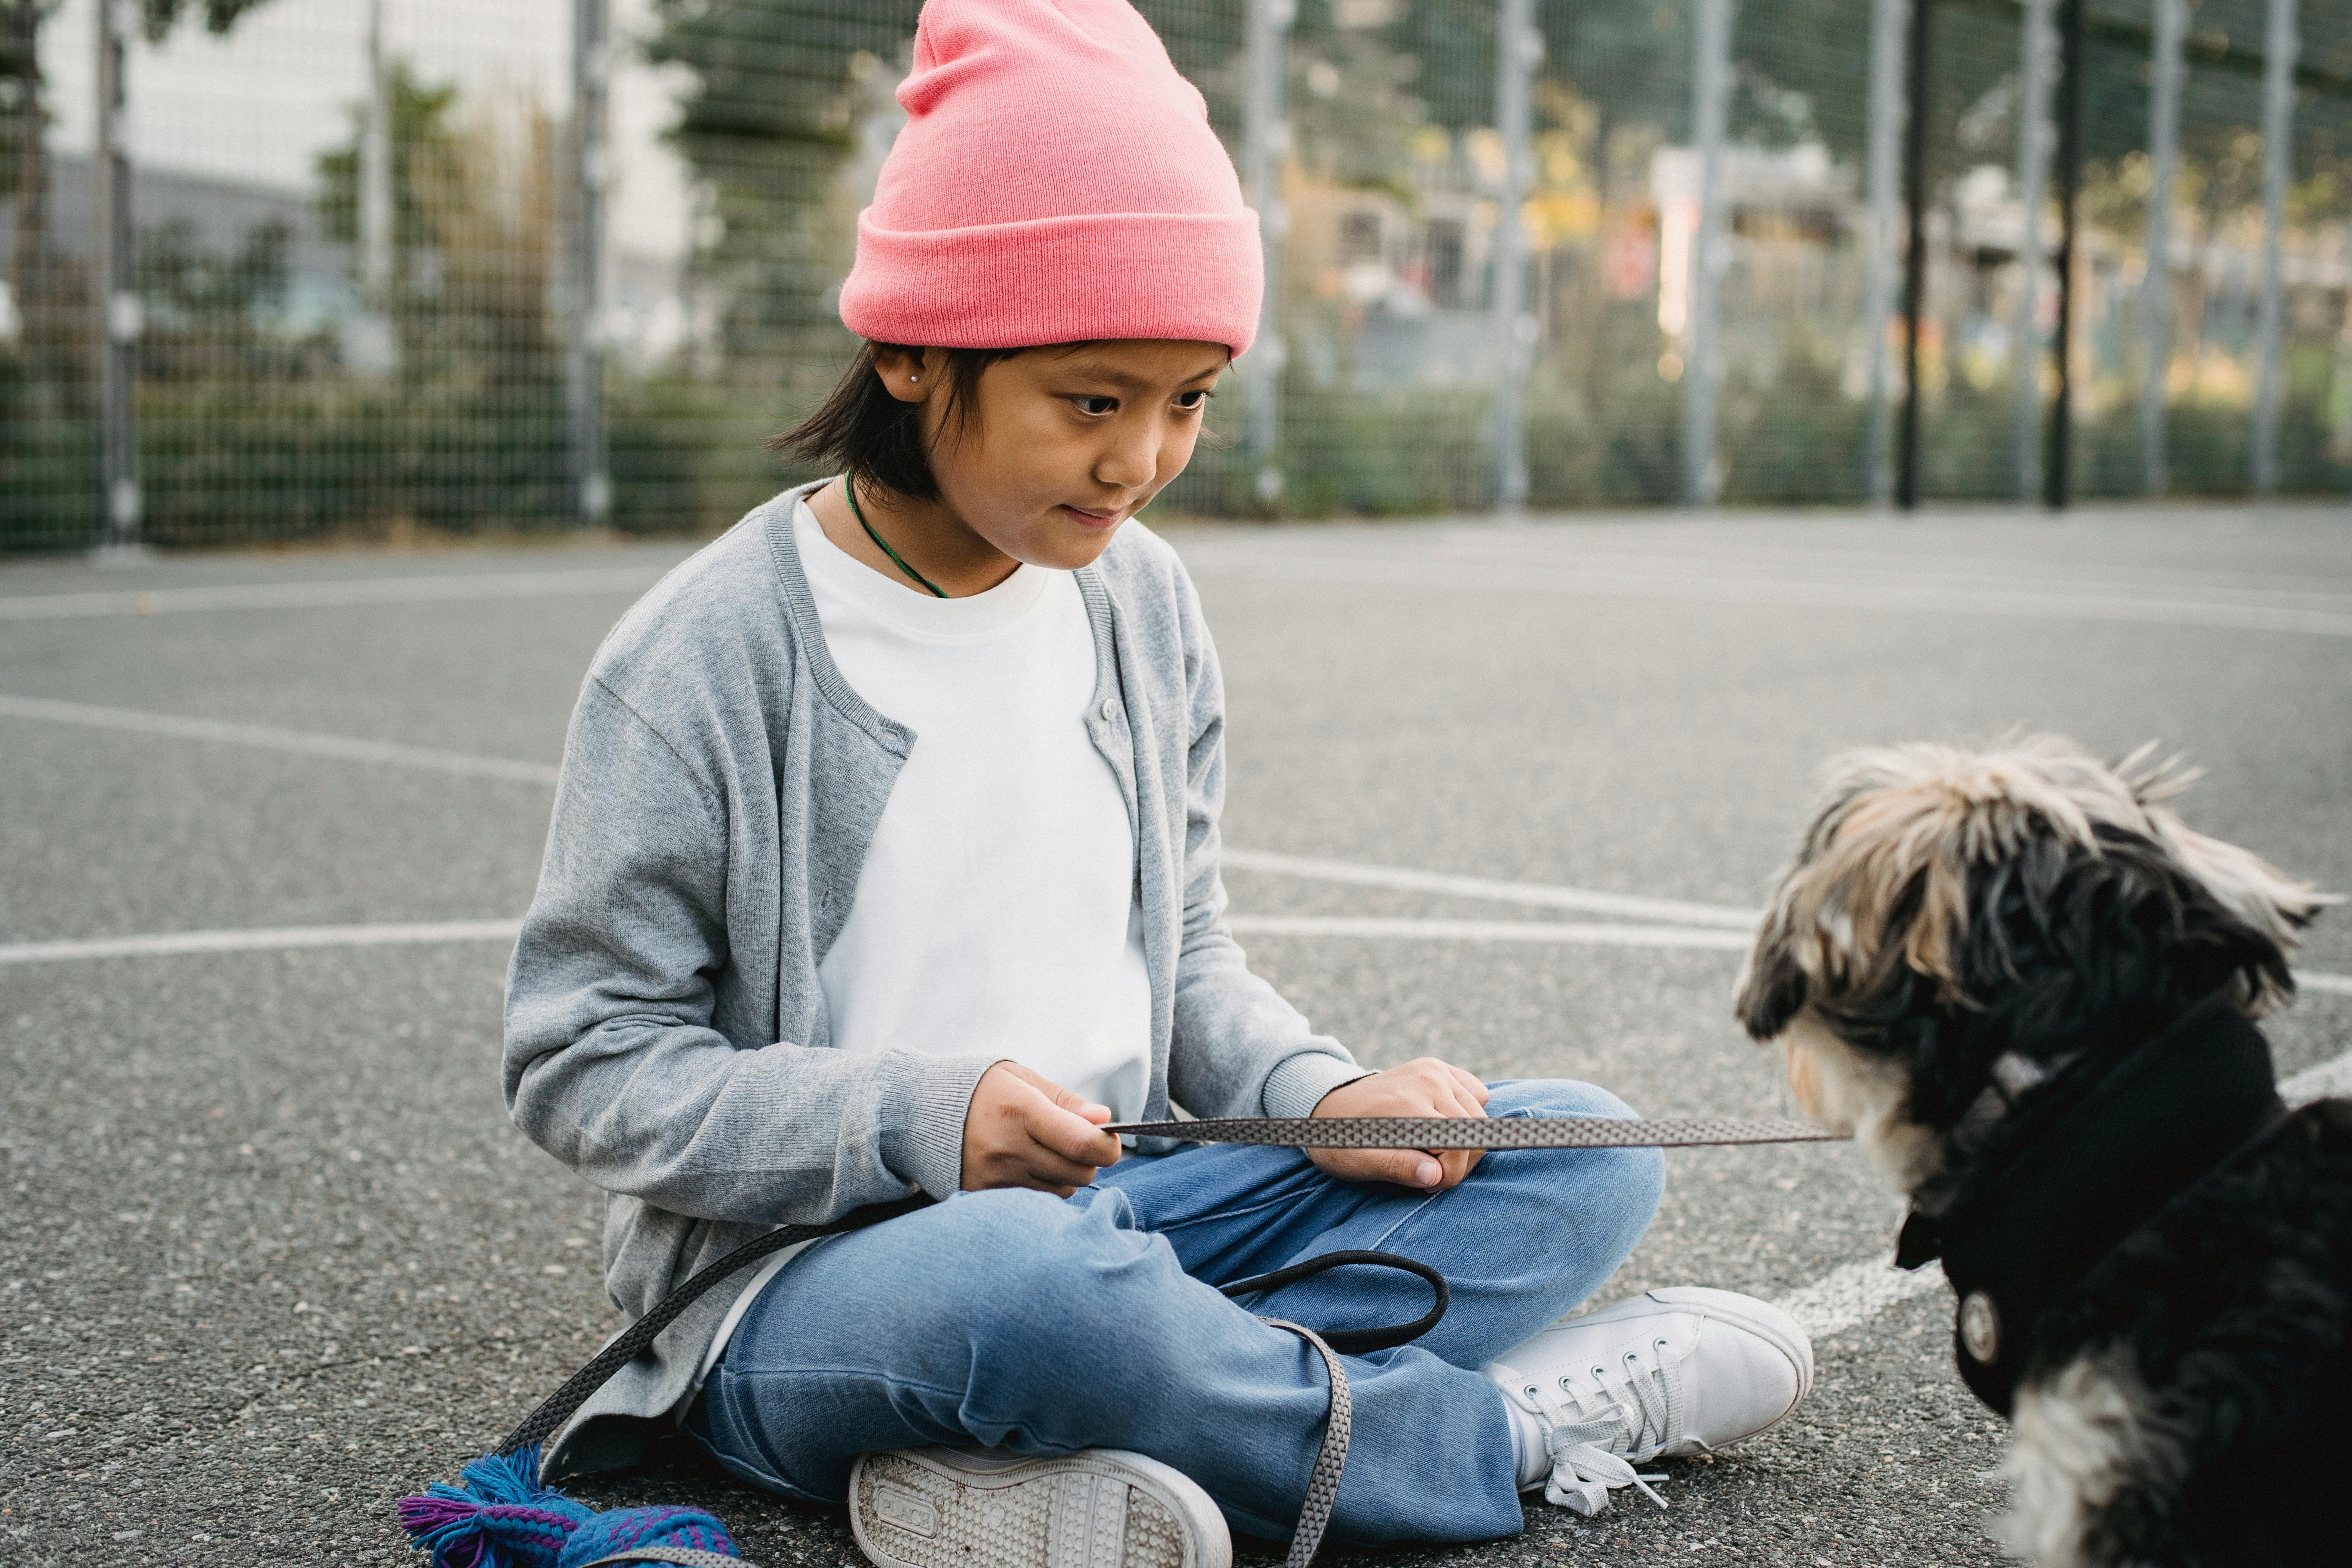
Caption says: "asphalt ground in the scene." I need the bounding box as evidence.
[2,501,2348,1568]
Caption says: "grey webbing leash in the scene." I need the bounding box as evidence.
[501,1114,1836,1568]
[1104,1114,1838,1150]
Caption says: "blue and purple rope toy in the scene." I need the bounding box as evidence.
[392,1200,935,1567]
[397,1446,737,1568]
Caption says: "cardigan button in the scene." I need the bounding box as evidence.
[1958,1290,2000,1364]
[1099,699,1118,722]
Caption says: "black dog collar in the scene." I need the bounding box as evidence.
[1892,991,2284,1416]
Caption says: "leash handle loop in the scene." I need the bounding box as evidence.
[1218,1250,1449,1354]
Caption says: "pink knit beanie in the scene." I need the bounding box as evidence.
[838,0,1263,358]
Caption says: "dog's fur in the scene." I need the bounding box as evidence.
[1737,737,2351,1567]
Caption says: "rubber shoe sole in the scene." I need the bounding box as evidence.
[849,1446,1232,1568]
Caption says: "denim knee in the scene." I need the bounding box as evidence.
[922,1187,1167,1343]
[1483,1078,1666,1254]
[1485,1076,1642,1123]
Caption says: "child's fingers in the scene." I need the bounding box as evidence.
[1438,1077,1489,1122]
[1420,1076,1486,1188]
[1317,1146,1446,1189]
[1008,1061,1110,1125]
[1025,1091,1122,1168]
[1433,1147,1481,1188]
[1018,1141,1107,1191]
[1445,1063,1493,1106]
[1040,1077,1114,1126]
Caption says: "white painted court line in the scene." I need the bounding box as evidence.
[2282,1048,2352,1103]
[0,919,524,966]
[1223,848,1760,928]
[1227,915,1753,950]
[8,906,2345,1007]
[1771,1258,1949,1341]
[0,695,564,785]
[0,564,668,622]
[3,697,1775,932]
[0,913,1739,965]
[1183,553,2352,637]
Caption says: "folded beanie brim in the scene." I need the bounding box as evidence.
[840,209,1262,357]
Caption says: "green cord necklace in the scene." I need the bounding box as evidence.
[844,481,949,598]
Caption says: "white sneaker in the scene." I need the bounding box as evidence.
[849,1446,1232,1568]
[1484,1286,1814,1517]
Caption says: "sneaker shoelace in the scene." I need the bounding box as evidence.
[1496,1336,1684,1517]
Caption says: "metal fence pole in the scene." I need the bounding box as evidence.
[1682,0,1732,506]
[566,0,611,525]
[361,0,392,303]
[2043,0,2083,509]
[2251,0,2297,497]
[1490,0,1537,514]
[92,0,139,554]
[2140,0,2182,494]
[1243,0,1292,512]
[2010,0,2053,502]
[1861,0,1907,507]
[1897,0,1930,510]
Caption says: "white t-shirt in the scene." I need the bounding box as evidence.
[696,497,1154,1388]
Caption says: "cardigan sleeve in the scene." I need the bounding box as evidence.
[502,677,997,1223]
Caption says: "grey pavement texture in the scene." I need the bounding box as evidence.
[2,502,2348,1568]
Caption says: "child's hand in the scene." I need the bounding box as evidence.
[1306,1058,1492,1191]
[961,1062,1122,1196]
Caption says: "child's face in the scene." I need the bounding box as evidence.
[896,339,1228,570]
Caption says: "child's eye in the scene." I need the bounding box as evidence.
[1073,395,1118,416]
[1174,390,1212,411]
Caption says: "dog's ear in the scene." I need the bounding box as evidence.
[1945,816,2315,1068]
[2118,751,2333,1015]
[1734,909,1810,1043]
[1735,773,1877,1044]
[2087,824,2308,1019]
[1737,748,1986,1051]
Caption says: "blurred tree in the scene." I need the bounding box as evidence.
[315,65,464,276]
[5,0,281,334]
[3,0,278,546]
[316,67,563,394]
[3,2,65,390]
[643,0,921,385]
[131,216,312,387]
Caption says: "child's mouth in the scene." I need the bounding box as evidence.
[1058,505,1121,529]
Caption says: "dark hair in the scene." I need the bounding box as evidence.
[776,340,1055,502]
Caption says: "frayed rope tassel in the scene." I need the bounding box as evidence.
[397,1446,739,1568]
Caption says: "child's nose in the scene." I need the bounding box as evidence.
[1094,428,1158,492]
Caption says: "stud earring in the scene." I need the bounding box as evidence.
[909,374,919,384]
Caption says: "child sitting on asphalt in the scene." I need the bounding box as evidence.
[502,2,1812,1562]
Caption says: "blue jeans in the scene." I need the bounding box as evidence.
[686,1080,1664,1545]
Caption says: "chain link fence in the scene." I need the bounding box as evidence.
[2,0,2346,550]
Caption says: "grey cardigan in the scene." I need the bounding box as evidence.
[503,482,1368,1475]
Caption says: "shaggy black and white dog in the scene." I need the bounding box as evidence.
[1735,737,2350,1568]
